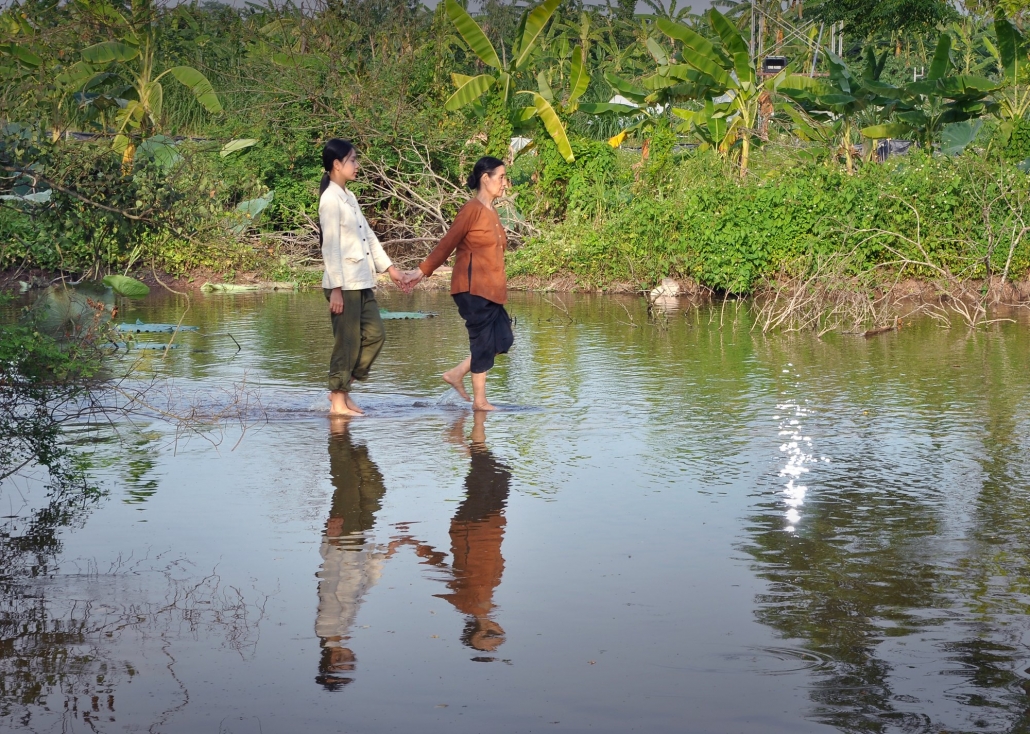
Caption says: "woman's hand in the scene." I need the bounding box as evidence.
[329,288,344,314]
[402,269,425,290]
[387,266,407,292]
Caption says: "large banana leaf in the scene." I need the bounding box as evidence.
[994,12,1023,80]
[165,66,222,113]
[862,46,889,82]
[0,44,43,67]
[537,71,554,103]
[57,61,95,89]
[708,8,753,84]
[519,91,574,162]
[780,105,833,143]
[498,71,513,105]
[604,72,648,104]
[927,34,952,81]
[579,102,638,114]
[82,40,139,64]
[646,38,669,66]
[824,51,852,94]
[861,122,909,139]
[143,80,163,122]
[444,73,495,111]
[221,138,259,157]
[513,0,561,70]
[512,106,538,124]
[445,0,501,69]
[778,74,832,99]
[657,18,734,89]
[568,45,590,104]
[821,93,857,105]
[908,75,998,98]
[864,79,905,100]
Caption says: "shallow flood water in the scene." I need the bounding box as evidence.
[5,289,1030,733]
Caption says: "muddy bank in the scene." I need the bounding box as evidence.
[6,266,1030,307]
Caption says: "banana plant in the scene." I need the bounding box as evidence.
[860,33,999,149]
[655,9,782,177]
[987,10,1030,147]
[72,0,221,166]
[443,0,578,161]
[779,47,900,173]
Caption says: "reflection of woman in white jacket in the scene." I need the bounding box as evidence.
[315,421,390,689]
[319,138,404,416]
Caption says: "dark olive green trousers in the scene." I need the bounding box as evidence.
[324,288,385,392]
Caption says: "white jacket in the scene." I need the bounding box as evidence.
[320,181,392,290]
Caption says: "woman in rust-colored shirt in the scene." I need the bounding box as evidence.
[405,157,513,411]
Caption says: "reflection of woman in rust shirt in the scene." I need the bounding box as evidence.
[404,157,513,411]
[436,412,511,653]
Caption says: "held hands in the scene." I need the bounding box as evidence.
[400,269,424,291]
[384,266,424,294]
[387,266,407,292]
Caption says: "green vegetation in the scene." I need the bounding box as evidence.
[0,0,1029,297]
[511,150,1030,293]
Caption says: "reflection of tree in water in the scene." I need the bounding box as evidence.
[315,420,389,689]
[946,335,1030,733]
[743,470,947,732]
[744,328,1030,732]
[1,558,267,730]
[2,450,266,729]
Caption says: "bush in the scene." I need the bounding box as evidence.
[509,151,1030,293]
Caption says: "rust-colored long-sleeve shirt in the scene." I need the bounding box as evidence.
[418,198,508,305]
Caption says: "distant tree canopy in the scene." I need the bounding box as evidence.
[806,0,959,36]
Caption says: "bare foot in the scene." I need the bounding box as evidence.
[344,393,365,415]
[472,401,496,412]
[442,370,471,401]
[329,391,362,416]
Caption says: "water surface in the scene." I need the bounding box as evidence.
[4,290,1030,733]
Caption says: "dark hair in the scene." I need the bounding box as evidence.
[319,138,356,195]
[466,156,505,190]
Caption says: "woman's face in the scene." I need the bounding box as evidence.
[334,150,359,183]
[481,166,507,200]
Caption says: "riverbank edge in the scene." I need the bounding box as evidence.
[6,266,1030,306]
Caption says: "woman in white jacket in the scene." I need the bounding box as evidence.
[319,139,404,416]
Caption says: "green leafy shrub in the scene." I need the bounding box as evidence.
[510,151,1030,292]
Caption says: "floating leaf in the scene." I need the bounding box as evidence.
[117,319,199,333]
[103,274,150,298]
[379,310,437,319]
